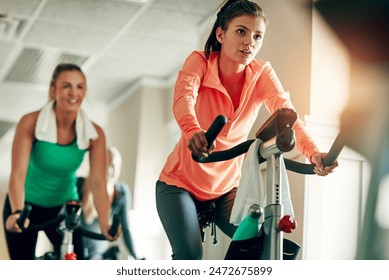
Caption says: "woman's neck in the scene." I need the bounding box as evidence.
[54,105,77,144]
[54,107,77,129]
[218,55,246,88]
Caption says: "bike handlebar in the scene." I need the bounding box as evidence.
[205,115,228,149]
[192,114,345,175]
[16,202,120,240]
[321,132,344,167]
[283,131,345,174]
[16,205,66,232]
[16,204,32,229]
[109,213,121,237]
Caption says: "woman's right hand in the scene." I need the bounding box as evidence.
[188,130,215,158]
[99,222,121,241]
[5,213,29,233]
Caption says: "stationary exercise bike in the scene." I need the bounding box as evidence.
[193,108,344,260]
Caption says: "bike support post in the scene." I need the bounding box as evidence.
[259,140,284,260]
[60,229,74,259]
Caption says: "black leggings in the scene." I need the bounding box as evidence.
[2,195,84,260]
[156,180,238,260]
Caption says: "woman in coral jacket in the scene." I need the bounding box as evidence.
[156,0,338,260]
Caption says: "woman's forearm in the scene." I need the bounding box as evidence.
[8,174,26,212]
[90,179,110,227]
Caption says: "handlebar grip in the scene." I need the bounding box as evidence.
[284,132,345,175]
[205,115,228,148]
[78,228,106,240]
[16,204,32,230]
[322,132,344,166]
[78,214,120,240]
[284,158,315,175]
[109,214,120,237]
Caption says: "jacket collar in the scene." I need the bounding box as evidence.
[201,51,266,93]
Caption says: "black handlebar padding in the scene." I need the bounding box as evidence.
[192,139,255,163]
[77,213,121,240]
[284,132,344,174]
[192,115,345,175]
[78,227,107,240]
[284,159,315,175]
[322,132,344,166]
[15,205,121,241]
[192,115,228,162]
[205,115,228,149]
[16,204,32,229]
[109,214,120,237]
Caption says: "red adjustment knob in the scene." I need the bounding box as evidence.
[277,215,296,233]
[64,252,77,260]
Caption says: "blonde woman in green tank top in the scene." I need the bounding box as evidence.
[2,63,119,260]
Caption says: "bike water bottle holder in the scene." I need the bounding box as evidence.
[225,234,301,260]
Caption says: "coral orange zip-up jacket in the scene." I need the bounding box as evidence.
[159,51,319,201]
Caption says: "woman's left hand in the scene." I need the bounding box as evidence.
[311,152,338,176]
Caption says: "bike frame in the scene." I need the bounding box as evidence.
[261,153,284,259]
[193,108,344,260]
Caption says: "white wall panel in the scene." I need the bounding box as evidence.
[302,118,369,260]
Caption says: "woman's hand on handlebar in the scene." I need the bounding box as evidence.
[5,213,29,233]
[311,152,338,176]
[100,222,121,241]
[188,130,215,158]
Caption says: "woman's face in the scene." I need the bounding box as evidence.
[217,14,266,66]
[50,70,86,112]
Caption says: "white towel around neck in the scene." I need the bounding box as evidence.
[35,100,98,149]
[230,139,295,225]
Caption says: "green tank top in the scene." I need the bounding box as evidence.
[25,139,87,207]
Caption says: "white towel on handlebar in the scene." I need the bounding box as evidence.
[230,139,294,225]
[35,100,98,149]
